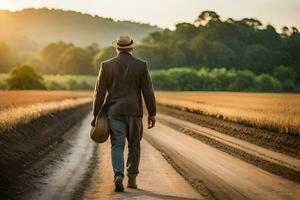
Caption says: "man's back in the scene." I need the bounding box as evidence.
[92,51,156,118]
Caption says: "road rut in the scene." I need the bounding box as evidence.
[145,122,300,200]
[83,139,203,199]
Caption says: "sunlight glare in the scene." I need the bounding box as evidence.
[0,2,16,11]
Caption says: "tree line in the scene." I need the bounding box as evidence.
[3,64,296,92]
[0,41,99,74]
[1,10,299,91]
[134,11,300,84]
[150,66,298,92]
[96,11,300,91]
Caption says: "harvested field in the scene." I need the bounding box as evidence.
[0,91,92,132]
[0,91,92,110]
[156,92,300,136]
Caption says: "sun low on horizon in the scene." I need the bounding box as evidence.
[0,0,299,30]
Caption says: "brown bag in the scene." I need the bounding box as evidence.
[90,106,110,143]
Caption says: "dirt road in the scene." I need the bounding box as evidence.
[83,140,203,199]
[21,112,300,200]
[25,116,97,200]
[158,113,300,171]
[24,114,203,200]
[145,122,300,200]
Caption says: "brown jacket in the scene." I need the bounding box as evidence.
[92,52,156,117]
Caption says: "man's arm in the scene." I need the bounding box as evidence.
[91,62,107,126]
[141,62,156,128]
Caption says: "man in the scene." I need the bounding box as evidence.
[91,36,156,192]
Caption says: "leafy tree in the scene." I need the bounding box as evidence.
[169,46,188,67]
[86,43,100,56]
[241,18,262,30]
[195,11,221,26]
[242,44,272,73]
[283,30,300,83]
[167,68,200,90]
[281,80,298,92]
[228,70,256,91]
[135,45,171,69]
[0,42,18,72]
[256,74,281,91]
[205,41,236,68]
[197,68,219,90]
[93,47,116,70]
[45,80,66,90]
[41,41,75,73]
[174,23,199,40]
[136,10,300,84]
[58,47,94,74]
[151,70,179,90]
[190,35,209,65]
[149,67,289,92]
[6,65,46,90]
[210,68,235,90]
[272,66,297,82]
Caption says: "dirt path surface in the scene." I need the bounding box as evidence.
[158,113,300,172]
[83,140,203,200]
[16,111,300,200]
[24,115,97,200]
[145,122,300,200]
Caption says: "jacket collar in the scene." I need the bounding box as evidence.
[118,51,132,57]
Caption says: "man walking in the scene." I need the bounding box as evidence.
[91,36,156,192]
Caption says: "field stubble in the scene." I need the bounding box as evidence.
[0,91,92,132]
[156,92,300,136]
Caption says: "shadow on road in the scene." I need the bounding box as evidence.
[115,188,199,200]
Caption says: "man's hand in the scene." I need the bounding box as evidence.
[91,116,97,127]
[148,115,156,129]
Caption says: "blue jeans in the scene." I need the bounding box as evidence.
[108,115,143,179]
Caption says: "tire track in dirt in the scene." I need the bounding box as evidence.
[157,113,300,183]
[82,139,203,199]
[145,122,300,200]
[24,115,96,200]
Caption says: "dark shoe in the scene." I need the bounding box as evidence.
[114,176,124,192]
[127,177,137,188]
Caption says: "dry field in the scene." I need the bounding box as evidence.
[0,91,93,132]
[156,92,300,136]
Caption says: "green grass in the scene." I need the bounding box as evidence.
[44,74,96,90]
[0,74,9,90]
[0,73,97,90]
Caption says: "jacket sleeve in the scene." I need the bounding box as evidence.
[141,62,156,116]
[92,62,108,117]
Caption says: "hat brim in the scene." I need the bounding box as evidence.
[112,40,135,49]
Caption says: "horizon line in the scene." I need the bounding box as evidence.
[1,6,299,32]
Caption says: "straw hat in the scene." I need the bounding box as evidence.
[112,35,135,49]
[90,108,110,143]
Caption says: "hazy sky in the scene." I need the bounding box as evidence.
[0,0,299,30]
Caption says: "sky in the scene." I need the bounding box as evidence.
[0,0,299,30]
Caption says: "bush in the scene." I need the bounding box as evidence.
[6,65,46,90]
[281,80,298,92]
[256,74,282,91]
[0,74,8,89]
[228,70,256,91]
[197,68,219,90]
[272,66,297,83]
[43,74,96,90]
[150,67,293,92]
[93,47,116,70]
[151,70,179,90]
[45,80,66,90]
[167,68,200,90]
